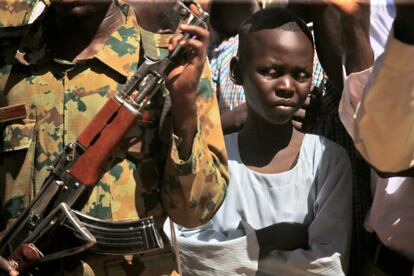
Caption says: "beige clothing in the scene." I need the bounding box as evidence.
[353,36,414,172]
[339,37,414,264]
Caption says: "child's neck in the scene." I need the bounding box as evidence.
[238,112,305,174]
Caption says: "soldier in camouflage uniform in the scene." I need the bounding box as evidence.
[0,0,46,65]
[0,0,228,275]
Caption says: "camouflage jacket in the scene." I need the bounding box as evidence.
[0,0,46,65]
[0,0,41,28]
[0,2,228,234]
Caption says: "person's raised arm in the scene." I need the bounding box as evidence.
[310,0,374,89]
[310,3,344,90]
[161,14,228,228]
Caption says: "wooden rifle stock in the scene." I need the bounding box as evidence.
[69,97,138,186]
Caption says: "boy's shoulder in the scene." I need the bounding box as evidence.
[303,134,351,170]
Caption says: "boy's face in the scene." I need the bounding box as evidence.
[239,28,313,125]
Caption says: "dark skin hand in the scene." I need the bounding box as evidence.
[127,1,209,160]
[220,103,247,135]
[0,256,18,275]
[310,4,344,90]
[257,222,308,257]
[166,10,210,160]
[330,0,373,74]
[310,0,373,87]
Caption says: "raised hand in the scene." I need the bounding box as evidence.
[0,256,18,276]
[165,3,210,159]
[166,23,209,96]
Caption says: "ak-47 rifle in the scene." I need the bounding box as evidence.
[0,1,208,273]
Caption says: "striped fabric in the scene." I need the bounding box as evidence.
[210,35,244,113]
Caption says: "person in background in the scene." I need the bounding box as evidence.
[337,0,414,274]
[173,8,352,275]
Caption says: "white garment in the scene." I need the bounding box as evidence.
[172,134,353,275]
[339,57,414,263]
[369,0,395,59]
[365,173,414,261]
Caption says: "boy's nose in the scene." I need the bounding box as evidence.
[274,75,295,99]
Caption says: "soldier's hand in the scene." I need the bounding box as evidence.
[166,9,209,96]
[0,256,18,276]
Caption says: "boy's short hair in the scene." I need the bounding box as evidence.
[238,7,314,59]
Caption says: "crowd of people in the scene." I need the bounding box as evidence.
[0,0,412,275]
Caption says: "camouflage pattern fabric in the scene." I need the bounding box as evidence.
[0,0,47,68]
[0,2,228,275]
[0,0,41,28]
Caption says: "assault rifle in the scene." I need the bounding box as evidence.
[0,1,208,273]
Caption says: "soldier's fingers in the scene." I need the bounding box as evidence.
[188,1,203,17]
[0,256,18,275]
[168,33,184,52]
[178,24,209,45]
[178,39,205,59]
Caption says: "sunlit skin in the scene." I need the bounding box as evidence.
[240,28,313,126]
[232,28,314,173]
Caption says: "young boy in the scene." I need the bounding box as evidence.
[172,7,352,275]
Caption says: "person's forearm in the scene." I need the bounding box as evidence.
[220,103,247,135]
[170,91,198,160]
[341,5,373,74]
[161,86,229,228]
[256,222,308,257]
[311,4,344,90]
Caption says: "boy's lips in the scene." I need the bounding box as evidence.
[271,100,296,108]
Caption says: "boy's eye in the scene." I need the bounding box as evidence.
[259,68,279,79]
[294,71,311,82]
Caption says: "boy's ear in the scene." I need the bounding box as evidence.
[230,56,243,85]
